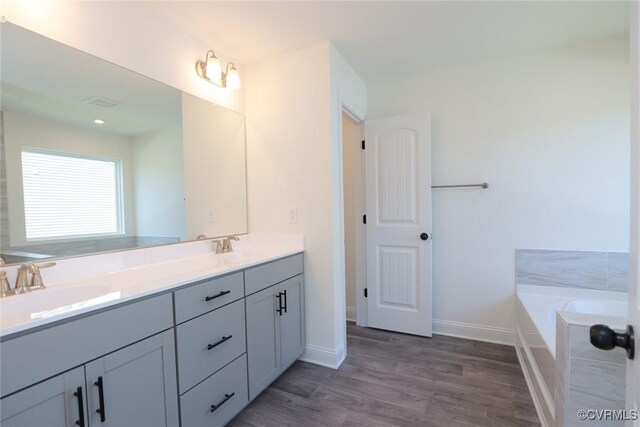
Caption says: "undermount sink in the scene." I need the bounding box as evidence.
[0,285,118,324]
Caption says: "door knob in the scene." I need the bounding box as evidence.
[419,233,429,241]
[590,324,635,360]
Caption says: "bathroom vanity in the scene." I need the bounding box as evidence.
[0,247,305,427]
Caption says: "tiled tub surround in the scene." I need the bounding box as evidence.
[555,310,627,427]
[516,285,628,427]
[516,249,629,292]
[0,234,303,337]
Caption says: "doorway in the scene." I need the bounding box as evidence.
[342,112,366,327]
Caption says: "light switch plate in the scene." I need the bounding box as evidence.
[288,207,298,224]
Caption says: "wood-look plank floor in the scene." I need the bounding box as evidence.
[229,324,540,427]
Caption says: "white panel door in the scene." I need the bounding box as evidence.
[628,2,640,422]
[365,113,432,337]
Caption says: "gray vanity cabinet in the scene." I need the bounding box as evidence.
[0,367,85,427]
[279,275,306,370]
[0,253,305,427]
[84,329,179,427]
[246,284,282,399]
[246,272,305,400]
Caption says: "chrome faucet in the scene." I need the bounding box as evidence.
[221,236,239,253]
[14,264,32,295]
[5,261,57,296]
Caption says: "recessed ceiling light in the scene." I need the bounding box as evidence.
[94,119,105,124]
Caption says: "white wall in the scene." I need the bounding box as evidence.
[3,111,136,246]
[245,42,366,368]
[245,42,336,365]
[131,126,185,240]
[368,37,630,343]
[1,1,244,113]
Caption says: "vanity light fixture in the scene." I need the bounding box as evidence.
[196,50,240,90]
[93,119,105,124]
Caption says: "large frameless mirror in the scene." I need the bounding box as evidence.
[0,23,248,265]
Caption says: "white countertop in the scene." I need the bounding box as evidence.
[0,234,304,338]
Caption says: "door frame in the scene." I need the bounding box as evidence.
[627,0,640,417]
[341,108,368,327]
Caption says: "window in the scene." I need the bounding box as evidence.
[21,149,123,241]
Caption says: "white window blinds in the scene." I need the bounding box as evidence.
[21,149,123,241]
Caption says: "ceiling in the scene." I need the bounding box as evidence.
[1,22,182,136]
[149,1,630,83]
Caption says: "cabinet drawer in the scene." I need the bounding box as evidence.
[174,272,244,324]
[244,254,303,295]
[180,354,248,427]
[176,299,246,394]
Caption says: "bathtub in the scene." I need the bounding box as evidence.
[515,285,628,427]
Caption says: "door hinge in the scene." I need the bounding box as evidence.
[362,214,366,224]
[364,288,368,298]
[361,140,365,150]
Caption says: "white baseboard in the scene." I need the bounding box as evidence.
[432,319,515,346]
[515,329,552,427]
[299,343,345,369]
[346,307,357,323]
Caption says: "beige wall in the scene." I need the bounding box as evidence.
[3,111,136,246]
[182,93,247,240]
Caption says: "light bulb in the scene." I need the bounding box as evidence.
[204,53,222,84]
[225,64,241,90]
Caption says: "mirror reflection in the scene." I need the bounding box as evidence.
[0,23,247,265]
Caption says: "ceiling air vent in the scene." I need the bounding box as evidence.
[83,97,120,108]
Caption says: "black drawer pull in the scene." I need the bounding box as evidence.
[282,290,288,314]
[207,335,232,350]
[276,292,283,316]
[74,386,85,427]
[210,392,235,412]
[94,376,106,422]
[205,290,231,302]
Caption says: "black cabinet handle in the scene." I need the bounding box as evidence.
[590,324,635,360]
[420,233,429,241]
[207,335,232,350]
[276,292,283,316]
[74,386,85,427]
[205,290,231,302]
[94,376,106,422]
[210,392,235,412]
[282,290,288,314]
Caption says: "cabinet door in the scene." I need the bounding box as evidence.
[0,367,86,427]
[246,284,281,400]
[279,274,306,370]
[84,330,179,427]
